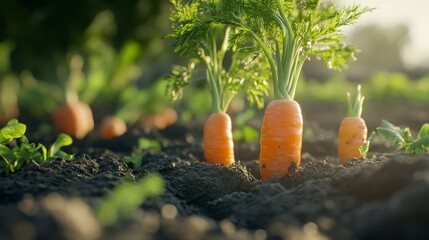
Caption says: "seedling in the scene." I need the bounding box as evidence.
[95,173,165,226]
[362,120,429,154]
[0,119,74,174]
[124,137,162,169]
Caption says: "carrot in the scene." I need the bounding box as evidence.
[139,107,178,130]
[196,1,370,178]
[338,85,367,164]
[203,112,234,166]
[0,106,19,125]
[53,100,94,139]
[98,116,127,140]
[259,99,303,180]
[161,107,178,126]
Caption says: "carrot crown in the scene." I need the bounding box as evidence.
[347,84,365,118]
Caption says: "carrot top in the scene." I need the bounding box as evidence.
[165,0,269,113]
[211,0,372,100]
[346,84,365,118]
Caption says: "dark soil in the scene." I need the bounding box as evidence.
[1,103,429,240]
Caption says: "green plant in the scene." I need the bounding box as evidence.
[197,0,370,178]
[361,120,429,154]
[0,119,74,174]
[95,173,165,226]
[210,0,372,100]
[232,109,260,143]
[124,137,162,169]
[166,0,270,165]
[338,85,367,164]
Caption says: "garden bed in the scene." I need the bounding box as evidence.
[1,110,429,240]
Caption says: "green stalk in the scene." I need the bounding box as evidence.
[244,27,284,99]
[347,84,364,117]
[289,58,305,99]
[200,47,222,113]
[277,0,296,99]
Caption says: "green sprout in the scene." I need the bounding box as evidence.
[0,119,74,174]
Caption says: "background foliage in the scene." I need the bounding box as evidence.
[0,0,428,128]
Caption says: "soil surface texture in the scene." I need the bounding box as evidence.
[1,120,429,240]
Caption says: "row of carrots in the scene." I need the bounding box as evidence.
[52,98,177,140]
[165,0,372,180]
[205,85,367,180]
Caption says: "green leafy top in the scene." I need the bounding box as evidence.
[346,84,364,117]
[361,120,429,155]
[209,0,372,99]
[166,0,269,113]
[0,119,74,174]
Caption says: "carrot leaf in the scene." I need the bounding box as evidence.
[0,119,74,174]
[346,84,364,117]
[212,0,372,100]
[366,120,429,154]
[0,119,26,144]
[166,1,270,112]
[417,123,429,139]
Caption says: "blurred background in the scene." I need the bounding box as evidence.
[0,0,428,138]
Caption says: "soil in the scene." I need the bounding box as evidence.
[1,103,429,240]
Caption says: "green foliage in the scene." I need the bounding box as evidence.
[124,138,162,169]
[165,59,198,102]
[95,173,165,226]
[296,72,429,106]
[0,0,170,81]
[166,1,270,113]
[233,109,260,143]
[116,79,173,123]
[362,120,429,154]
[207,0,372,99]
[367,72,409,99]
[296,75,349,103]
[366,71,429,104]
[346,84,364,118]
[0,119,74,174]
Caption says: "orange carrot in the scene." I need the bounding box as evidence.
[338,85,367,164]
[0,106,19,125]
[53,100,94,139]
[161,107,178,126]
[203,112,235,166]
[259,99,303,180]
[98,116,127,140]
[139,107,178,130]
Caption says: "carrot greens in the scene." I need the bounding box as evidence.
[210,0,372,99]
[165,0,269,112]
[362,120,429,155]
[346,84,364,117]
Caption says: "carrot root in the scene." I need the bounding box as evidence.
[99,116,127,140]
[53,101,94,139]
[338,116,367,164]
[259,99,303,180]
[203,112,235,166]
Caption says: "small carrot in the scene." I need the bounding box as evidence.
[98,116,127,140]
[203,112,235,166]
[259,99,303,180]
[161,107,178,126]
[338,85,367,164]
[53,100,94,139]
[139,107,178,130]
